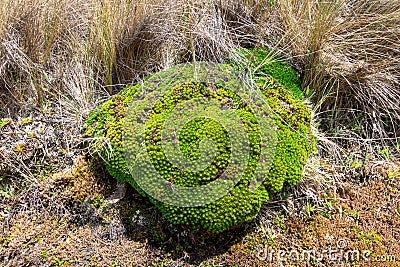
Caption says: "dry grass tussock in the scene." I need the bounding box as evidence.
[0,0,398,141]
[0,0,252,112]
[272,0,400,140]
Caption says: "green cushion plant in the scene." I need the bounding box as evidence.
[85,48,315,233]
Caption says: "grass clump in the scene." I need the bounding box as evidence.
[85,58,315,233]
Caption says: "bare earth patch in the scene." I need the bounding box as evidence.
[1,156,399,266]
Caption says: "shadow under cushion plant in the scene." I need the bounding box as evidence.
[84,49,315,233]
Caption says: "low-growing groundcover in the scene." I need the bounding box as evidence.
[85,52,315,233]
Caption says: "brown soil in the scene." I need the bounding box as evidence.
[1,156,399,267]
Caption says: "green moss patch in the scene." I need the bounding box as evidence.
[238,47,303,100]
[85,55,315,233]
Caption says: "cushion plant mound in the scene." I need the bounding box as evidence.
[85,57,315,233]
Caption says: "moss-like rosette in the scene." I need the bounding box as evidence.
[85,58,315,233]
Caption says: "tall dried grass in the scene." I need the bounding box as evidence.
[0,0,399,141]
[0,0,248,109]
[265,0,400,140]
